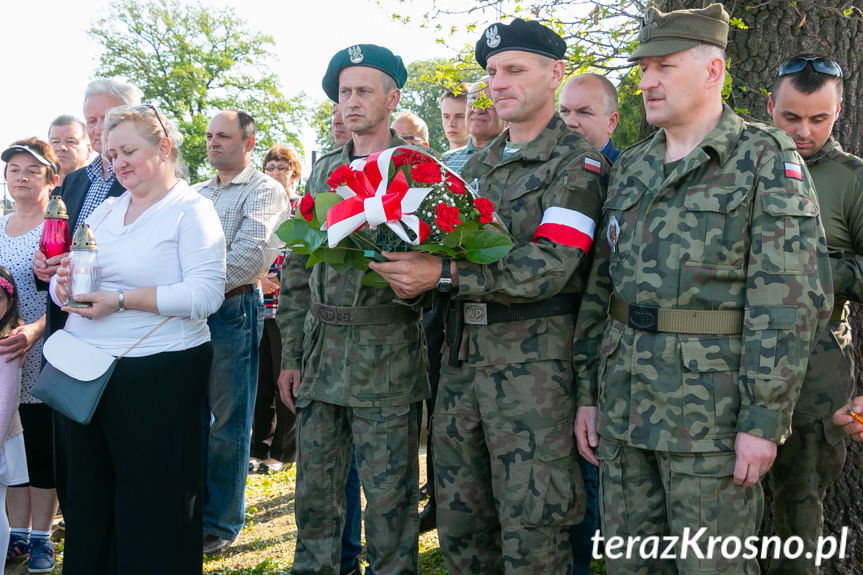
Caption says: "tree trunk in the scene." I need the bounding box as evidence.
[654,1,863,573]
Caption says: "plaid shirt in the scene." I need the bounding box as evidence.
[79,156,118,224]
[194,163,288,292]
[441,139,480,175]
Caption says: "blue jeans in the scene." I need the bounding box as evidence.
[570,455,599,575]
[204,291,260,539]
[341,451,362,574]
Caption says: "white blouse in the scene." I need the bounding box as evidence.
[50,181,226,357]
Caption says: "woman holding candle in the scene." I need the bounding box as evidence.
[0,138,62,572]
[50,105,226,575]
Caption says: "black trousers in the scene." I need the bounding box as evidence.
[251,318,297,463]
[58,343,212,575]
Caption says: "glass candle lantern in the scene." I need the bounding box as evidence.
[66,224,101,309]
[40,194,71,258]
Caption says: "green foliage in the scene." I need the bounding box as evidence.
[613,69,648,150]
[312,100,337,152]
[89,0,307,182]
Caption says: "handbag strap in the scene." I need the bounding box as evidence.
[117,317,173,359]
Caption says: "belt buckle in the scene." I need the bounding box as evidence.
[463,302,488,325]
[628,303,658,332]
[317,304,338,324]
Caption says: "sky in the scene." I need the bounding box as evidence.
[0,0,495,182]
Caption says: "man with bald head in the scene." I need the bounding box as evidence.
[559,73,620,163]
[195,109,287,554]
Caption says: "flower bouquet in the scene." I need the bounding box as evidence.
[277,145,513,288]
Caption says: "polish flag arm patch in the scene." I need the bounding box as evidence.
[584,157,603,174]
[533,207,596,251]
[785,162,803,180]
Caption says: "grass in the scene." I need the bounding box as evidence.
[7,453,604,574]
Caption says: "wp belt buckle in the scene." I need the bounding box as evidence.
[463,302,488,325]
[628,303,658,332]
[316,304,354,325]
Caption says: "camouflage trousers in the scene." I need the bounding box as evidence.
[292,398,420,575]
[597,439,762,575]
[433,358,585,575]
[766,320,854,575]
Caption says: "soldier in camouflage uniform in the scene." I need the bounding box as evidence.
[572,6,833,574]
[276,44,429,575]
[371,19,609,574]
[766,54,863,575]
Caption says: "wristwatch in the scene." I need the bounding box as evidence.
[117,289,126,312]
[436,258,453,293]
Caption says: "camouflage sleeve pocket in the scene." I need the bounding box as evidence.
[743,305,799,380]
[680,338,741,439]
[522,425,586,527]
[759,193,819,275]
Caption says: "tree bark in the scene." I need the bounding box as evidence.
[653,1,863,572]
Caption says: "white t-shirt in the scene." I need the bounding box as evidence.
[51,181,226,357]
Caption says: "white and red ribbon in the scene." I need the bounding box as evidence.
[533,207,595,251]
[325,146,435,248]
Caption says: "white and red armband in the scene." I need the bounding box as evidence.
[532,207,595,251]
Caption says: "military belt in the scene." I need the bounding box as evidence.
[609,294,742,335]
[310,301,420,326]
[830,302,848,323]
[446,293,581,367]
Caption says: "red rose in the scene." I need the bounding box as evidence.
[446,172,466,194]
[410,162,442,185]
[474,197,494,224]
[327,165,352,190]
[435,203,461,233]
[299,193,315,222]
[392,149,428,168]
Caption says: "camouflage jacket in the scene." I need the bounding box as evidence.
[276,131,430,407]
[573,105,833,452]
[806,137,863,304]
[457,114,609,366]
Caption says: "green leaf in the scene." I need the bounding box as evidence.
[313,246,347,264]
[463,231,513,264]
[729,17,749,30]
[361,270,390,289]
[313,192,343,226]
[443,221,479,248]
[277,218,326,254]
[411,244,462,258]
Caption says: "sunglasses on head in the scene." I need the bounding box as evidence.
[777,56,844,79]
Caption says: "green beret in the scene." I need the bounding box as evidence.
[629,3,730,61]
[322,44,407,102]
[475,18,567,70]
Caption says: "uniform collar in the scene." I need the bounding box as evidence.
[805,136,841,166]
[480,113,568,167]
[340,129,406,163]
[634,104,744,190]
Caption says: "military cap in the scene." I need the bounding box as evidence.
[322,44,407,102]
[475,18,567,70]
[629,3,729,61]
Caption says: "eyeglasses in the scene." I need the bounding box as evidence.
[777,56,844,79]
[399,134,424,144]
[135,104,169,138]
[264,164,294,173]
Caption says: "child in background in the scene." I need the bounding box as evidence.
[0,267,29,573]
